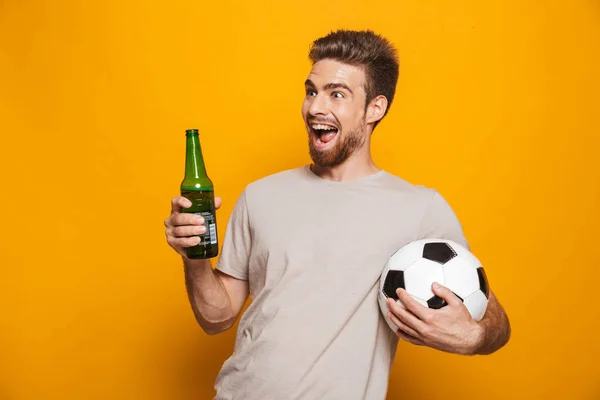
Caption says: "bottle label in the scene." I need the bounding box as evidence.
[194,211,217,245]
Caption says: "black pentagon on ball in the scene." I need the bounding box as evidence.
[422,242,457,265]
[427,292,464,309]
[477,267,490,299]
[427,295,446,309]
[383,270,405,300]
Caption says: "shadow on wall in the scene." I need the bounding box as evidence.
[148,313,239,399]
[387,374,424,399]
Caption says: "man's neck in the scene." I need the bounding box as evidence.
[310,154,381,182]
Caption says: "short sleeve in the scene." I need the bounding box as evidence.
[419,189,470,251]
[215,189,251,280]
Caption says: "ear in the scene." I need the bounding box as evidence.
[365,95,388,125]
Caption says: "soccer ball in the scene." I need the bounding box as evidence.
[378,239,490,332]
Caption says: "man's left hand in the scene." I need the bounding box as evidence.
[386,282,483,355]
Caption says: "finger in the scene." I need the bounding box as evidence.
[171,196,193,214]
[431,282,462,307]
[387,298,426,333]
[169,236,201,248]
[215,196,222,210]
[386,311,421,339]
[171,213,205,227]
[396,288,433,321]
[172,225,206,238]
[396,327,425,346]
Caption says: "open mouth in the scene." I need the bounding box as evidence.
[310,123,339,148]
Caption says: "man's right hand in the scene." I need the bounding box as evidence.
[164,196,223,257]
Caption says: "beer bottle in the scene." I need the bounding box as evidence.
[180,129,219,259]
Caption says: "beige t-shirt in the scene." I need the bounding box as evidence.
[214,165,469,400]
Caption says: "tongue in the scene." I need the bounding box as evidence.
[321,131,337,143]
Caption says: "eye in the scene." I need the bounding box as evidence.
[332,91,344,99]
[306,89,317,97]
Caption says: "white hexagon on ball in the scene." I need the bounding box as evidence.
[387,241,426,272]
[443,256,481,300]
[404,258,444,302]
[463,290,489,321]
[450,242,482,269]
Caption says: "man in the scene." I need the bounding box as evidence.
[164,29,511,399]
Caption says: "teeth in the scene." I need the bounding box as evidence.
[311,124,337,131]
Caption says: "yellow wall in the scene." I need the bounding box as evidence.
[1,0,598,399]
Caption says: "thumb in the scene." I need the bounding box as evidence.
[432,282,461,306]
[215,196,222,210]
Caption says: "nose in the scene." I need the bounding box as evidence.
[308,93,329,117]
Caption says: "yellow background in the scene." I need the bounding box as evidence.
[1,0,599,399]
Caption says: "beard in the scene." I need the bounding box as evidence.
[308,123,366,168]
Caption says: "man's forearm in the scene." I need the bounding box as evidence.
[474,291,511,355]
[183,258,235,334]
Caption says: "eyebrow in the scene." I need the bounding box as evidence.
[304,79,354,95]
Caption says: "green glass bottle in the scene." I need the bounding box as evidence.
[180,129,219,259]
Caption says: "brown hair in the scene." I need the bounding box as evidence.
[308,29,400,128]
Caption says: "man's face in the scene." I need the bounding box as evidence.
[302,59,369,167]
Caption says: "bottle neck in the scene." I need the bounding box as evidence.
[184,133,207,180]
